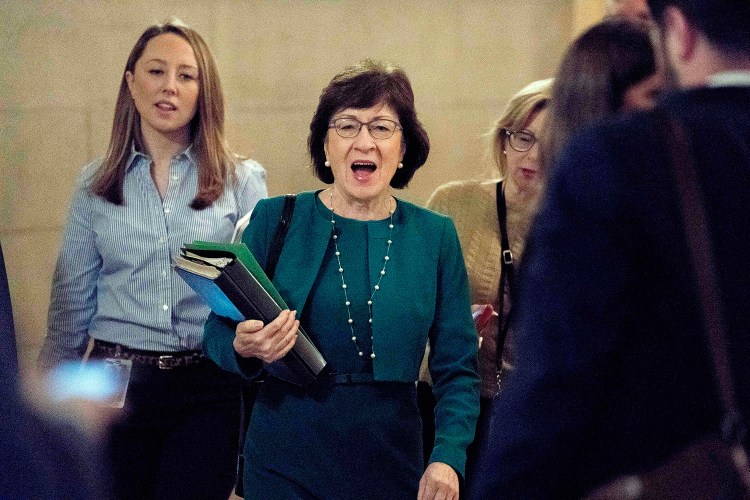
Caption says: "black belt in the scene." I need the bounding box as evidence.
[91,339,206,369]
[319,372,375,385]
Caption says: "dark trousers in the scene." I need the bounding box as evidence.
[97,357,241,500]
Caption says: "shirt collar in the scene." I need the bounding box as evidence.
[126,143,196,172]
[707,71,750,88]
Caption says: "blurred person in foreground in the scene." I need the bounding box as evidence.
[203,59,480,500]
[0,243,18,376]
[420,78,552,484]
[37,19,267,499]
[469,0,750,497]
[1,242,105,499]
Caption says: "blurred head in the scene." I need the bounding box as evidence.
[308,59,430,190]
[542,18,661,172]
[647,0,750,87]
[647,0,750,57]
[490,79,553,182]
[95,18,234,209]
[606,0,652,22]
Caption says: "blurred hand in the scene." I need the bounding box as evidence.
[418,462,459,500]
[23,368,119,441]
[233,309,298,363]
[472,304,497,349]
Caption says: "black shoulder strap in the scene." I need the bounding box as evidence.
[265,194,296,280]
[496,181,515,289]
[663,110,750,490]
[495,181,515,369]
[662,113,747,440]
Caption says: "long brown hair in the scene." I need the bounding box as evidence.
[541,18,657,173]
[92,18,236,209]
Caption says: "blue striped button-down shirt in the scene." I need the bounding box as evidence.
[38,148,267,369]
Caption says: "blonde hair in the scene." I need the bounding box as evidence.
[92,18,237,209]
[487,79,553,179]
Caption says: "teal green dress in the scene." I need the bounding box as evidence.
[203,191,480,499]
[245,197,422,498]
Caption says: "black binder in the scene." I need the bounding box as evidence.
[172,242,327,386]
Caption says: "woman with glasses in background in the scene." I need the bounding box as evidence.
[203,59,479,500]
[468,16,667,500]
[420,78,552,487]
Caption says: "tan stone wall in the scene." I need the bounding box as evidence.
[573,0,607,35]
[2,0,606,374]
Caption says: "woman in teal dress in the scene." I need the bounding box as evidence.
[203,60,480,500]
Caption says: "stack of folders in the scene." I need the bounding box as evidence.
[172,241,328,386]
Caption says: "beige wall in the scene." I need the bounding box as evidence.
[2,0,605,374]
[573,0,607,35]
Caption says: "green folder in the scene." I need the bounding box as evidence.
[185,241,288,306]
[174,240,328,386]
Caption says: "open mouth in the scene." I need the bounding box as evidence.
[156,101,177,111]
[351,161,377,182]
[351,161,376,173]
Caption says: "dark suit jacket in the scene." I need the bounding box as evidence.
[470,86,750,498]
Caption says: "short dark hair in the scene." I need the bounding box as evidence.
[647,0,750,55]
[308,59,430,189]
[542,18,657,171]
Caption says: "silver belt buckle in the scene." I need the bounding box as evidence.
[158,355,176,369]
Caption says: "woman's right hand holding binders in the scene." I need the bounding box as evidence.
[233,309,299,363]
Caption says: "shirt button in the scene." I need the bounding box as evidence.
[162,270,167,277]
[164,207,171,214]
[171,175,179,181]
[163,304,169,311]
[159,238,165,244]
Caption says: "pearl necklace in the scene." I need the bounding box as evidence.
[328,190,395,359]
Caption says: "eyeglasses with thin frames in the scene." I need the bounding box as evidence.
[329,117,402,140]
[505,129,537,152]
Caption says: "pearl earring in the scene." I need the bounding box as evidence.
[324,160,330,167]
[397,162,403,169]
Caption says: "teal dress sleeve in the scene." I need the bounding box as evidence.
[428,216,481,477]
